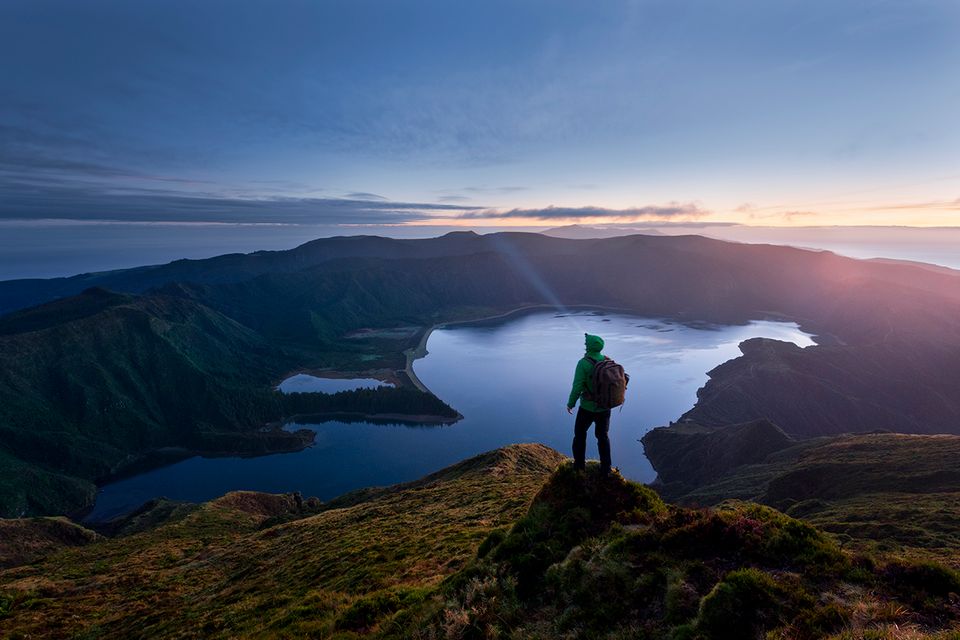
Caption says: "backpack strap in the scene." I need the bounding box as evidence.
[582,356,597,400]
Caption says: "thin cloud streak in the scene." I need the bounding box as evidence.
[871,198,960,211]
[343,192,389,201]
[0,182,481,225]
[459,203,708,221]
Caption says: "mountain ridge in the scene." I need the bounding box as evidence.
[4,232,960,516]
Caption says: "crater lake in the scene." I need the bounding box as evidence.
[87,310,814,520]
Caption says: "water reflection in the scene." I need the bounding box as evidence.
[277,373,393,394]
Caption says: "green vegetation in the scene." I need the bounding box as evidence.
[280,386,459,422]
[0,289,303,516]
[0,288,462,517]
[0,516,102,569]
[644,423,960,566]
[1,445,958,639]
[399,464,959,640]
[0,444,566,638]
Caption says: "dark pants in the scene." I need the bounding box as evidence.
[573,407,612,473]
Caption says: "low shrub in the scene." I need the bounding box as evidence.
[546,545,654,632]
[493,464,664,596]
[790,602,850,639]
[476,527,507,559]
[696,568,785,639]
[0,592,13,619]
[665,575,700,625]
[883,560,960,598]
[436,575,519,640]
[654,504,846,573]
[335,587,428,632]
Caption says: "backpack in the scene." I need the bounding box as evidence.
[585,356,630,410]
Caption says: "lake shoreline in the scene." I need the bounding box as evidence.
[286,410,462,426]
[273,368,402,391]
[402,304,645,394]
[83,311,815,523]
[77,428,317,523]
[352,303,826,400]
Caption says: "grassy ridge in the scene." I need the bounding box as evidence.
[1,445,958,639]
[0,444,566,639]
[405,465,959,639]
[644,422,960,567]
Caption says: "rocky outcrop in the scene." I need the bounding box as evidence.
[641,419,794,498]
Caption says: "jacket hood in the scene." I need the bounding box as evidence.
[584,333,604,353]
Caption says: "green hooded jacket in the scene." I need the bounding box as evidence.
[567,333,605,412]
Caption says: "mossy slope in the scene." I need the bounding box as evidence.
[0,444,565,639]
[2,445,959,639]
[400,464,960,640]
[644,423,960,565]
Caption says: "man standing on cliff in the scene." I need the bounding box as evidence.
[566,333,628,476]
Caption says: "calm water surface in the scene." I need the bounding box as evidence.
[277,374,393,394]
[87,311,814,520]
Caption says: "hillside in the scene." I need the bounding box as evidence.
[0,288,311,517]
[1,445,958,639]
[98,233,960,441]
[0,284,461,517]
[0,445,567,638]
[643,422,960,566]
[678,336,960,437]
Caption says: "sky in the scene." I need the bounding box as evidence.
[1,0,959,277]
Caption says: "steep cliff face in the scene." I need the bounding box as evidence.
[0,288,308,517]
[679,337,960,437]
[641,419,796,496]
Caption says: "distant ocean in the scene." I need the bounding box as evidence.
[0,222,459,281]
[701,225,960,273]
[0,222,957,281]
[791,242,960,270]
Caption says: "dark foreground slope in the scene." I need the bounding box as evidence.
[4,231,960,516]
[416,465,960,640]
[0,445,566,638]
[2,445,958,639]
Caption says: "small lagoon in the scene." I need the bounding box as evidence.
[87,311,814,520]
[277,374,393,394]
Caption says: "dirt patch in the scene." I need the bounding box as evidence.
[0,517,101,569]
[209,492,301,519]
